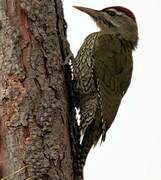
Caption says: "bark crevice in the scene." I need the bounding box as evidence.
[0,0,75,179]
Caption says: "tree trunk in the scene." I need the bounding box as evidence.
[0,0,74,179]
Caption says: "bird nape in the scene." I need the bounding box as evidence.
[72,5,138,179]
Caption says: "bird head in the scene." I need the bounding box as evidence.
[73,6,138,47]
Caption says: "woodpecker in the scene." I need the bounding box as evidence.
[72,5,138,176]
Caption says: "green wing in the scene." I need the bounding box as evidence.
[93,33,133,141]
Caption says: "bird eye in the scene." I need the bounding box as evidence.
[107,11,116,16]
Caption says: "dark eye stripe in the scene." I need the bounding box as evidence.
[103,10,116,16]
[107,11,116,16]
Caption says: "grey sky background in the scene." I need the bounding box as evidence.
[64,1,161,179]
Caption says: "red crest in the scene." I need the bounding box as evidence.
[103,6,136,22]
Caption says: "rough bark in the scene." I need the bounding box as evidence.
[0,0,74,179]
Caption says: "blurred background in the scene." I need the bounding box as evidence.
[64,1,161,179]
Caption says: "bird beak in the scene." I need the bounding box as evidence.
[73,6,98,18]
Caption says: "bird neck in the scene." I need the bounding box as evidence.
[98,29,138,49]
